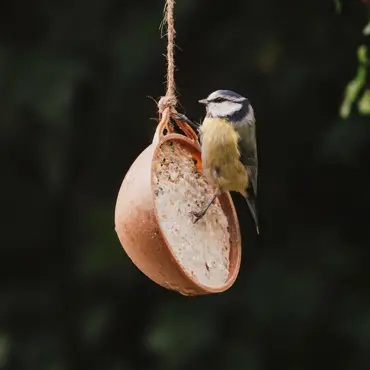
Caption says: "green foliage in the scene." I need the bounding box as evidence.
[363,21,370,36]
[0,334,9,368]
[358,89,370,114]
[340,45,369,119]
[339,1,370,120]
[334,0,342,14]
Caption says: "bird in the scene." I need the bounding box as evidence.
[191,89,259,234]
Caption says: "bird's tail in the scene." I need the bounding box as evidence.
[245,196,259,235]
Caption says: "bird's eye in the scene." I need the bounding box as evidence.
[213,97,224,103]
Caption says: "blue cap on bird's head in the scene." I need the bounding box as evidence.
[199,90,252,122]
[199,90,247,105]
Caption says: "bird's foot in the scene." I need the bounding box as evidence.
[189,211,204,224]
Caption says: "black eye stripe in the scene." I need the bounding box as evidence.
[212,97,225,103]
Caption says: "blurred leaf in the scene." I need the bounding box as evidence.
[358,89,370,115]
[363,21,370,36]
[340,45,368,119]
[358,45,368,64]
[0,333,10,369]
[334,0,342,14]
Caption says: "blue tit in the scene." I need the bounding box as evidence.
[191,89,259,234]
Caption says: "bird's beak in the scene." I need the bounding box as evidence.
[198,99,208,105]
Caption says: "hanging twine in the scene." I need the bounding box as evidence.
[158,0,177,113]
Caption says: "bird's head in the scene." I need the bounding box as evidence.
[199,90,254,124]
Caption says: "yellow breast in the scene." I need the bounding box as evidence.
[200,117,248,193]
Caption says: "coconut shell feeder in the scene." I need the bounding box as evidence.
[114,0,242,296]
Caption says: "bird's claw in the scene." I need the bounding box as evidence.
[190,211,203,224]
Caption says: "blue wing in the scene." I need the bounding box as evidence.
[235,121,259,233]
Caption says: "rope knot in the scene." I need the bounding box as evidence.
[158,95,177,113]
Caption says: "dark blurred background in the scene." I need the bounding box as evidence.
[2,0,370,369]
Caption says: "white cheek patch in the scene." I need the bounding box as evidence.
[208,102,242,117]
